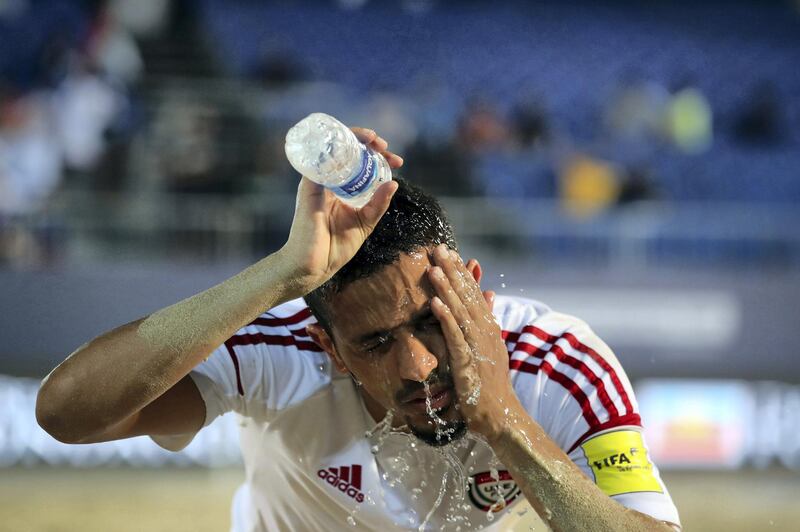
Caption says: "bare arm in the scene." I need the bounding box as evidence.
[36,128,402,445]
[427,244,679,531]
[488,413,678,531]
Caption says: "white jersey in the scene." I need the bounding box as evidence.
[152,295,680,531]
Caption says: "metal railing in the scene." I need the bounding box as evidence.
[3,189,799,269]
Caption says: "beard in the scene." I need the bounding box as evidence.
[410,415,468,447]
[394,366,469,447]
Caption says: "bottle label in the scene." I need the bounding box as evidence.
[332,147,375,199]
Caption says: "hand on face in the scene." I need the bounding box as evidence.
[428,244,522,441]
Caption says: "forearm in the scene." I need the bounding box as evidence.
[488,407,673,532]
[36,248,306,441]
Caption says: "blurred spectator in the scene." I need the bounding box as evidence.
[150,96,257,195]
[358,88,419,155]
[733,82,787,146]
[52,58,127,176]
[0,86,61,215]
[456,98,511,155]
[604,76,670,142]
[558,154,620,218]
[110,0,171,39]
[87,4,144,86]
[151,98,225,194]
[0,85,61,267]
[510,98,551,151]
[664,81,713,154]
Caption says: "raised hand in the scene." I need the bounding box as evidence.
[280,128,403,294]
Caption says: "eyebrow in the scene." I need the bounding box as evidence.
[354,303,434,346]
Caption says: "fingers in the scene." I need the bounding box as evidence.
[383,151,404,169]
[357,180,398,232]
[430,244,486,322]
[431,296,473,376]
[429,264,473,330]
[351,127,377,145]
[350,127,404,169]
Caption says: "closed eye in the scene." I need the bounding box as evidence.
[364,335,392,354]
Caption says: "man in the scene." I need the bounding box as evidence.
[36,128,681,531]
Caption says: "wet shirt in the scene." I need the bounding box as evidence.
[151,296,680,531]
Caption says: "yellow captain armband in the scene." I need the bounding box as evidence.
[580,430,663,496]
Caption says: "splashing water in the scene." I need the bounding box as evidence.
[366,409,395,454]
[437,445,468,503]
[465,382,481,405]
[418,470,449,532]
[423,381,447,426]
[424,381,460,444]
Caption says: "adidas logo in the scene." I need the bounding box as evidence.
[317,464,365,503]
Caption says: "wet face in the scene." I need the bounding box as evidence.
[322,249,477,446]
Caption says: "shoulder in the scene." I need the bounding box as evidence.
[227,298,322,355]
[495,295,640,450]
[205,298,328,401]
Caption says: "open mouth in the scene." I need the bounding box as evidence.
[403,387,453,414]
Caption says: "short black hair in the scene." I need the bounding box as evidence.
[304,177,457,333]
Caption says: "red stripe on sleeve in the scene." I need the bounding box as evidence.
[288,327,309,338]
[512,338,622,421]
[226,332,323,352]
[250,308,313,327]
[548,344,619,418]
[517,325,634,417]
[561,331,634,415]
[508,358,601,427]
[223,341,245,396]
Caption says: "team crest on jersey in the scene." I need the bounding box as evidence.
[317,464,365,503]
[467,470,521,512]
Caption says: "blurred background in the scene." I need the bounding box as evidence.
[1,0,799,530]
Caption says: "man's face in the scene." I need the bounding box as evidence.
[324,249,476,446]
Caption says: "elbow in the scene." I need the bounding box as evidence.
[35,376,82,444]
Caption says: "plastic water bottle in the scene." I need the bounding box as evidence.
[285,113,393,208]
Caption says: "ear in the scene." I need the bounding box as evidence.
[306,323,349,374]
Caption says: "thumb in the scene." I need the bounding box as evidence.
[357,180,398,233]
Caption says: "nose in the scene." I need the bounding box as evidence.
[395,334,438,383]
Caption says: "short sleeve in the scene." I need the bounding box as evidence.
[506,310,679,525]
[150,300,331,451]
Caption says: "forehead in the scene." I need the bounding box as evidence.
[328,250,434,339]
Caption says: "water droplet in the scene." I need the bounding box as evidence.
[466,383,481,405]
[347,515,357,526]
[500,283,506,288]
